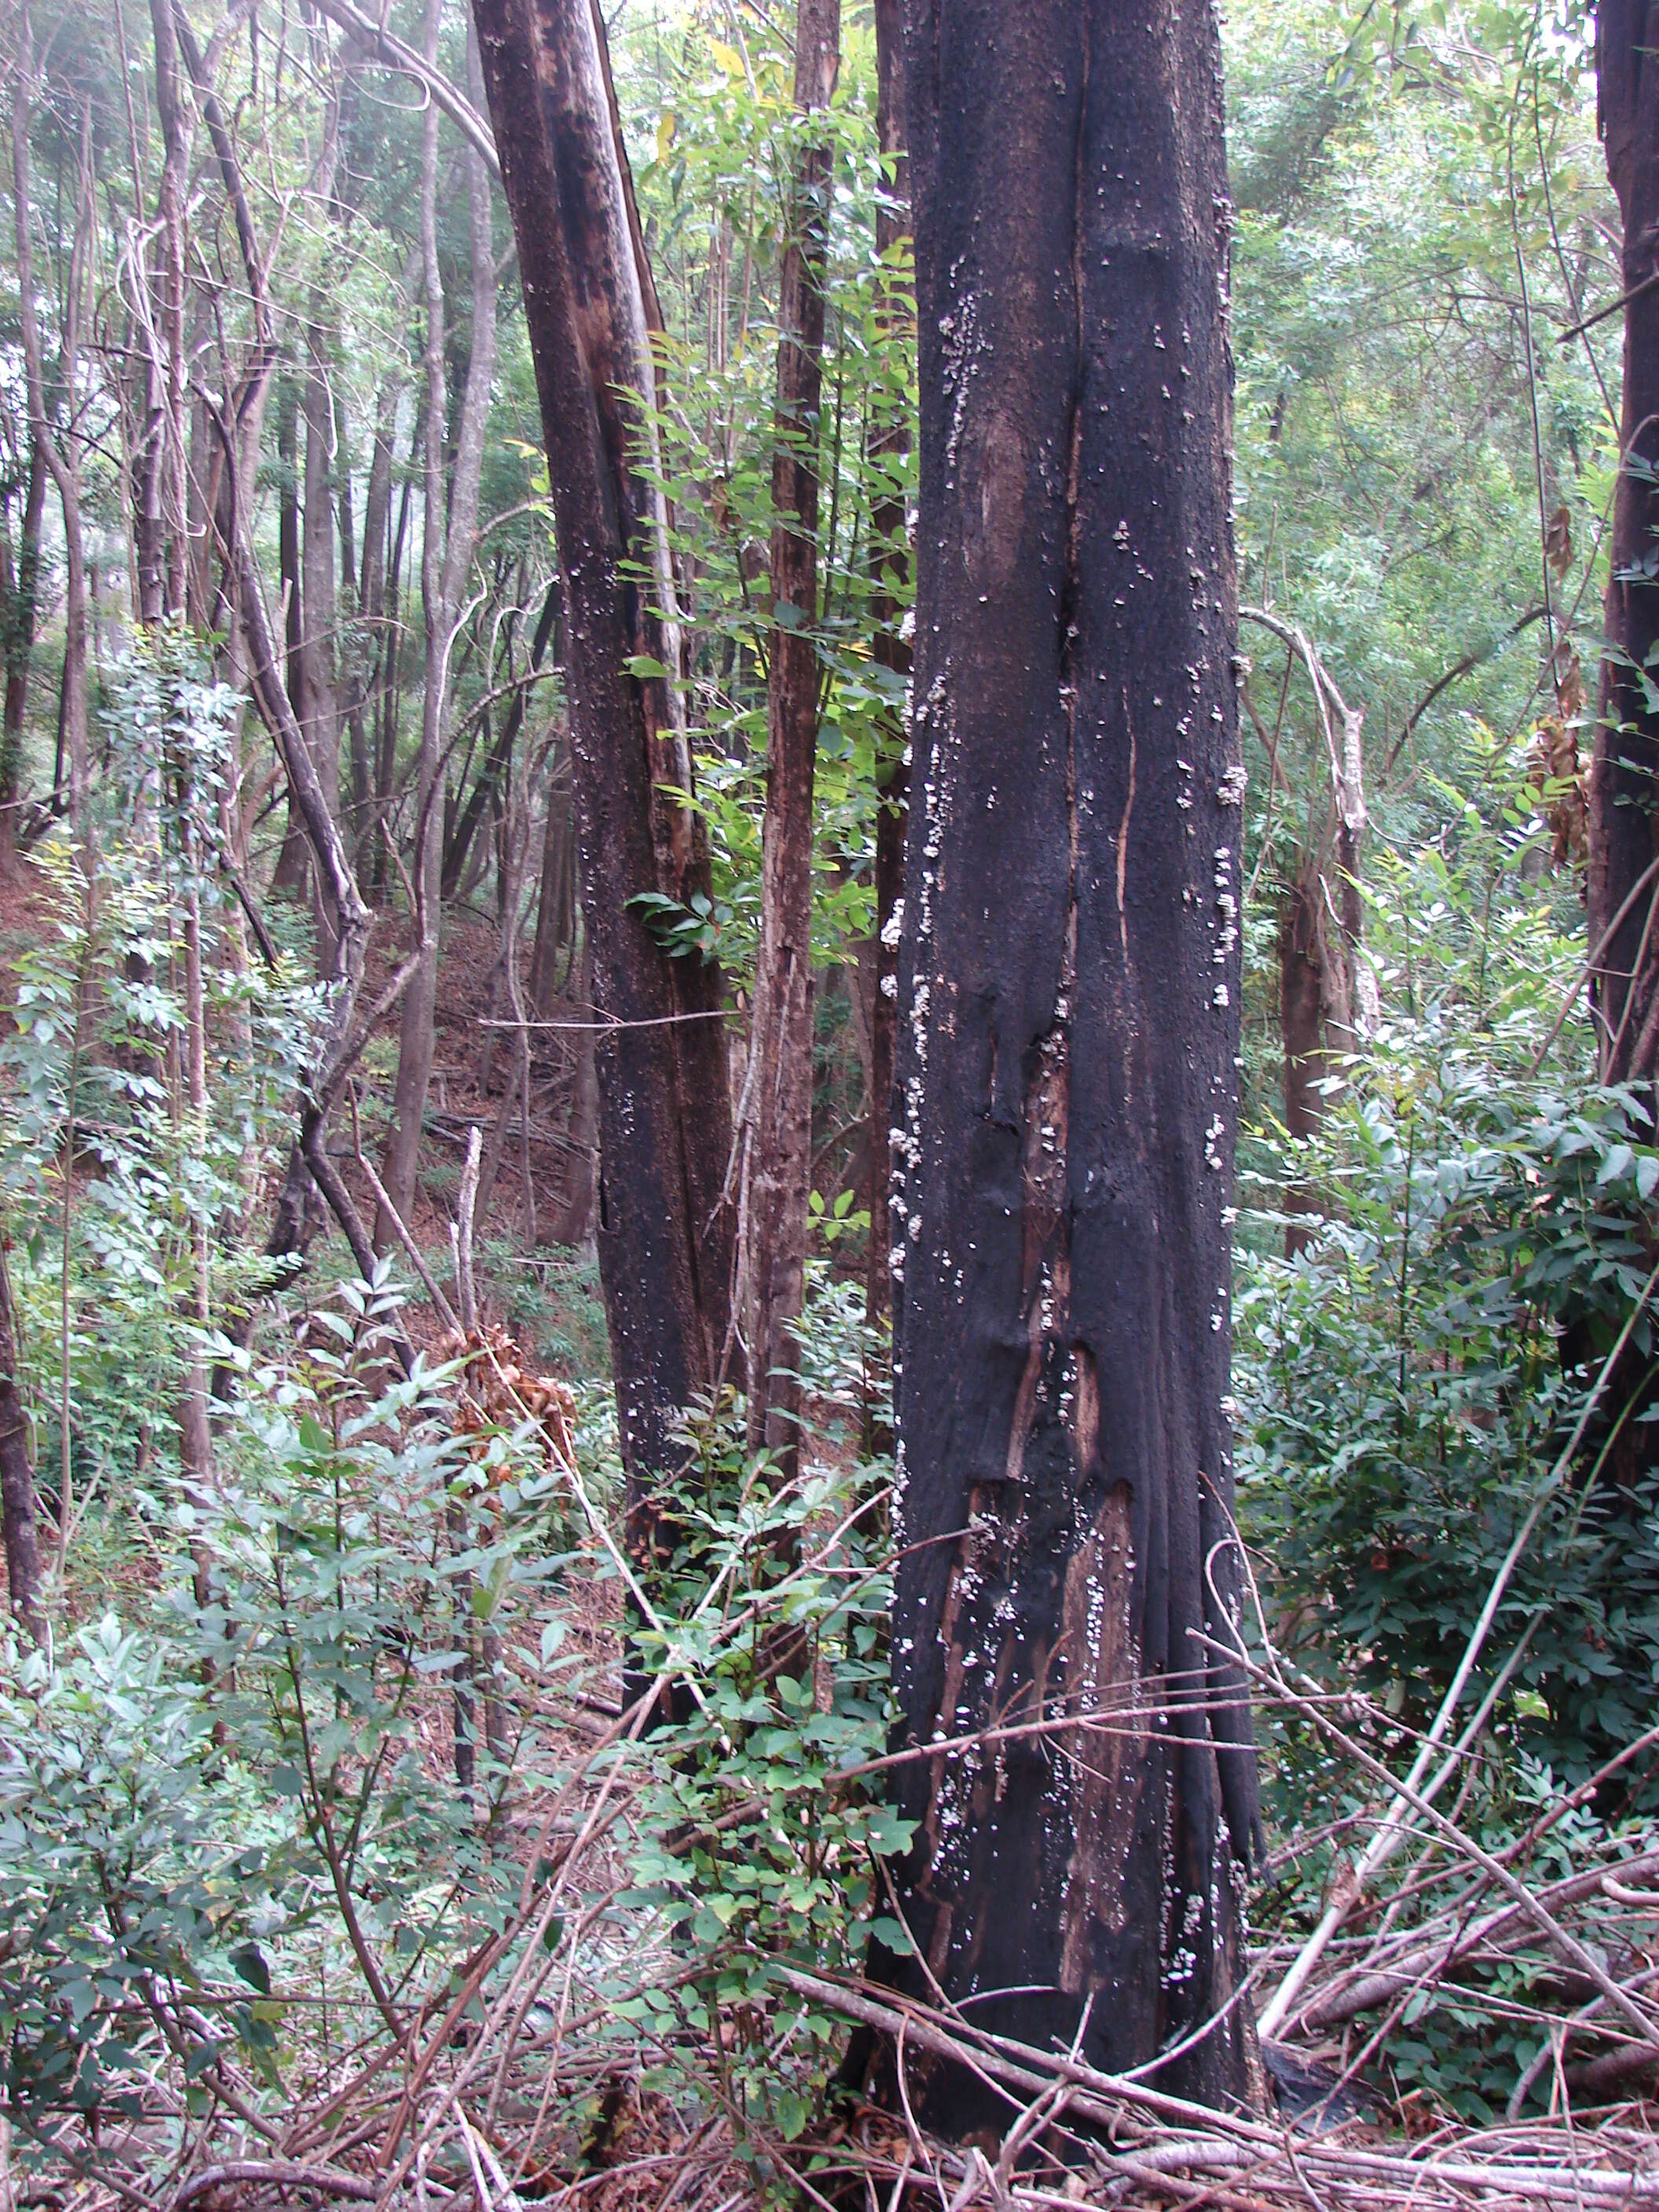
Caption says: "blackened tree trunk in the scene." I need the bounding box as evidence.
[0,440,46,869]
[0,1232,44,1643]
[880,0,1261,2126]
[864,0,911,1426]
[471,0,734,1521]
[734,0,840,1470]
[1593,3,1659,1083]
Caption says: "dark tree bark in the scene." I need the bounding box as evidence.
[1592,3,1659,1084]
[471,0,734,1522]
[0,1233,44,1643]
[865,0,911,1426]
[0,439,47,868]
[734,0,840,1470]
[1279,881,1327,1258]
[877,0,1262,2126]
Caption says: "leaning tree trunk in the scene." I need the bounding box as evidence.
[734,0,840,1472]
[1592,2,1659,1083]
[877,0,1262,2128]
[471,0,734,1529]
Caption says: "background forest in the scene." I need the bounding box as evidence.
[6,0,1659,2202]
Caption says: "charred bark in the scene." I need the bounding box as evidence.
[1592,3,1659,1085]
[471,0,734,1522]
[0,1232,44,1643]
[0,440,46,867]
[734,0,840,1470]
[877,0,1262,2127]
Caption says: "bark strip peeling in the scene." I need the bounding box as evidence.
[883,0,1262,2123]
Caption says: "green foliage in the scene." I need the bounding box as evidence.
[1237,740,1659,1826]
[619,1391,906,2143]
[0,1617,273,2117]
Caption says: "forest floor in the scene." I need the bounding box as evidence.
[11,855,1659,2209]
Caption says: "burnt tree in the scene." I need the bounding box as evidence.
[878,0,1262,2124]
[734,0,840,1470]
[471,0,734,1518]
[1592,2,1659,1084]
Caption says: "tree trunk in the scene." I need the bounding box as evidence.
[865,0,911,1433]
[471,0,735,1530]
[302,313,342,965]
[529,742,577,1014]
[11,8,87,833]
[877,0,1262,2126]
[734,0,840,1471]
[273,375,312,895]
[379,7,499,1241]
[0,1232,44,1643]
[0,439,47,869]
[1279,880,1326,1258]
[1592,2,1659,1084]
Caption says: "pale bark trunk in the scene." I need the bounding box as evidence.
[11,9,87,833]
[379,11,499,1240]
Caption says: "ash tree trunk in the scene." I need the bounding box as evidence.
[1593,2,1659,1085]
[734,0,840,1471]
[471,0,734,1522]
[878,0,1262,2126]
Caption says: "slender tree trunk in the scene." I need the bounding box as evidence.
[734,0,840,1471]
[1279,880,1326,1258]
[379,10,499,1240]
[145,0,192,622]
[11,9,87,832]
[302,312,342,964]
[352,386,395,883]
[551,933,600,1246]
[0,440,47,869]
[1592,4,1659,1084]
[529,741,577,1014]
[865,0,911,1434]
[273,375,313,894]
[445,581,558,900]
[0,1232,44,1643]
[471,0,735,1533]
[876,0,1262,2126]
